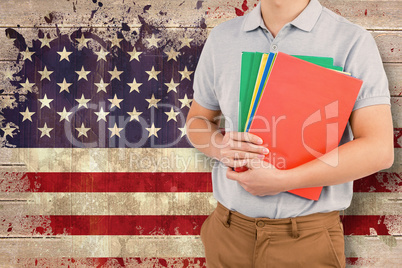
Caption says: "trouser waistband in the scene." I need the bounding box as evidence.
[215,202,341,239]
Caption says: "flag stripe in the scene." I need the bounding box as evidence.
[6,257,400,267]
[0,236,400,258]
[353,172,402,193]
[2,215,400,236]
[0,172,212,193]
[1,147,401,173]
[0,148,213,173]
[1,171,400,193]
[10,258,207,267]
[0,192,400,216]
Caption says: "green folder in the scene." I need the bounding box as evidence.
[239,52,263,131]
[238,53,344,131]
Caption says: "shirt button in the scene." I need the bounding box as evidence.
[257,221,265,227]
[271,44,278,51]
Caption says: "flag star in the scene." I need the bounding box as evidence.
[108,123,123,138]
[38,35,54,48]
[145,66,161,81]
[145,34,161,48]
[75,66,91,81]
[108,66,123,81]
[146,123,161,138]
[20,47,35,61]
[94,78,109,93]
[57,78,72,93]
[20,107,35,122]
[38,123,53,138]
[95,47,109,61]
[127,107,142,122]
[108,94,123,109]
[75,34,91,48]
[179,66,194,81]
[1,123,16,138]
[1,69,14,80]
[165,107,180,122]
[127,78,142,93]
[110,34,123,48]
[178,126,186,138]
[75,94,91,109]
[165,78,180,93]
[179,36,193,49]
[38,94,53,109]
[127,48,142,62]
[75,123,91,138]
[19,78,35,92]
[57,107,73,122]
[57,47,72,62]
[94,107,110,122]
[145,94,161,109]
[38,66,53,81]
[164,48,180,62]
[179,94,193,108]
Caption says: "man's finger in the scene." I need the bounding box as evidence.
[228,131,263,145]
[226,167,243,181]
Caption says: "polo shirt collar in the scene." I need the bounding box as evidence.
[243,0,322,32]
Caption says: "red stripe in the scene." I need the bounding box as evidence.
[5,215,399,236]
[11,257,385,266]
[353,172,401,192]
[1,172,212,192]
[2,171,400,193]
[16,258,206,267]
[341,215,399,236]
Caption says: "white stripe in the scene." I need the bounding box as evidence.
[0,148,214,173]
[0,192,400,216]
[1,148,401,173]
[345,192,402,216]
[0,192,217,216]
[0,235,400,259]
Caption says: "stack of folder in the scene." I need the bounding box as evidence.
[237,51,363,200]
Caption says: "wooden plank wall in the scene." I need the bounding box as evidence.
[0,0,401,267]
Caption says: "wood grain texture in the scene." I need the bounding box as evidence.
[0,0,401,29]
[0,28,400,62]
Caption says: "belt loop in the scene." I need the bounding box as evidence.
[291,218,299,239]
[223,209,231,228]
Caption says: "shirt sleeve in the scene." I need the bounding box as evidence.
[192,30,221,111]
[344,30,390,111]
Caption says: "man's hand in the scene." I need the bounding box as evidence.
[226,157,288,196]
[218,131,269,168]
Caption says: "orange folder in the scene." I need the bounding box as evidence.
[248,52,362,200]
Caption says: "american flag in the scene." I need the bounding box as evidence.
[0,11,401,268]
[0,26,215,267]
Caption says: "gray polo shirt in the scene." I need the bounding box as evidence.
[193,0,390,218]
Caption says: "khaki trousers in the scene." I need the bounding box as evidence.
[200,202,346,268]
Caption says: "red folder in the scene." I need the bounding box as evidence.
[248,52,362,200]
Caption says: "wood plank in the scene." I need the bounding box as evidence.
[0,192,399,216]
[0,148,401,172]
[205,0,402,30]
[0,235,399,258]
[0,0,400,30]
[0,28,399,63]
[372,31,402,63]
[385,63,401,97]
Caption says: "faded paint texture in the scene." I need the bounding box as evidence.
[0,0,401,267]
